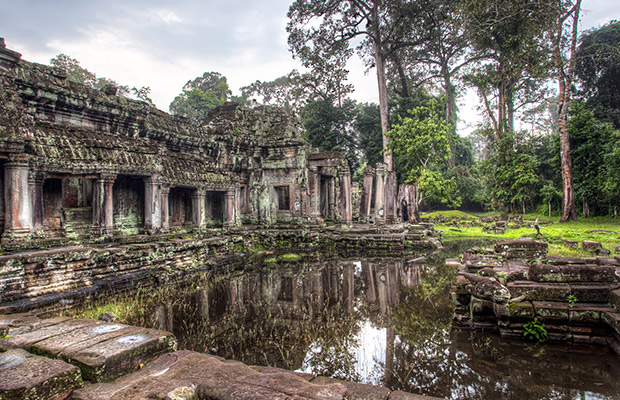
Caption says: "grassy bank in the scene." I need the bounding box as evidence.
[425,211,620,257]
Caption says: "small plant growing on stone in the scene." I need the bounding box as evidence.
[523,317,548,342]
[498,271,508,280]
[566,294,577,307]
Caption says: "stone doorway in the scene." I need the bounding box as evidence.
[169,187,193,227]
[113,175,145,234]
[42,178,63,232]
[205,191,225,227]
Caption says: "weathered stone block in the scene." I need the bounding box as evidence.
[570,283,617,303]
[72,350,347,400]
[533,301,570,321]
[494,239,547,260]
[581,241,603,253]
[508,281,570,302]
[507,301,535,319]
[0,348,83,400]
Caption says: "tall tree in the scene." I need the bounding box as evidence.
[551,0,581,222]
[169,72,231,124]
[287,0,428,171]
[386,0,472,161]
[49,54,153,104]
[460,0,552,143]
[302,98,359,174]
[575,21,620,129]
[240,67,353,111]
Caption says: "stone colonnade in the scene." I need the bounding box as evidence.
[360,162,401,224]
[2,163,239,237]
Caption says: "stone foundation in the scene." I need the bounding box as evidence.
[450,239,620,352]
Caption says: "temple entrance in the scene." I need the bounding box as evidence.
[113,175,145,234]
[319,175,336,219]
[205,191,225,227]
[42,178,63,232]
[169,187,193,227]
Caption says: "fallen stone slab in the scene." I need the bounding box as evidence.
[0,318,177,382]
[0,318,99,351]
[72,350,348,399]
[0,348,83,400]
[529,264,619,283]
[508,281,570,302]
[546,256,595,265]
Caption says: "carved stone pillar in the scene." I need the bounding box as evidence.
[161,185,170,231]
[192,188,205,228]
[224,190,237,226]
[328,177,336,219]
[93,174,116,236]
[4,155,33,234]
[144,175,161,233]
[340,169,353,225]
[31,172,44,232]
[360,166,374,220]
[308,167,320,219]
[374,162,386,225]
[384,171,397,224]
[103,175,115,235]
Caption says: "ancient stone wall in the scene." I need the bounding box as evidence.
[0,41,353,245]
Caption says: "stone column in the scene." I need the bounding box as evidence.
[308,166,320,219]
[374,163,386,225]
[93,174,116,236]
[30,172,44,232]
[192,188,205,228]
[103,175,115,235]
[144,175,162,233]
[360,166,374,220]
[4,155,33,235]
[340,168,353,225]
[161,185,170,231]
[328,177,336,219]
[384,170,397,224]
[224,190,237,226]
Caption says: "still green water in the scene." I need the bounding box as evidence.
[76,240,620,399]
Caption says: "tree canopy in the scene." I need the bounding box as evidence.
[169,72,231,124]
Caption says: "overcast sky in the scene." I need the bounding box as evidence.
[2,0,619,134]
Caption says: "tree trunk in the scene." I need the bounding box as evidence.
[371,5,392,172]
[442,66,457,167]
[556,0,581,223]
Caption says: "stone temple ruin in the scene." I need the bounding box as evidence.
[0,39,353,243]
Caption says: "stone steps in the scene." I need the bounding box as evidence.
[0,317,177,383]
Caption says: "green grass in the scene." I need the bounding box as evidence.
[427,211,620,257]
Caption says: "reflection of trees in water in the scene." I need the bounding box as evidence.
[386,262,620,399]
[64,244,620,399]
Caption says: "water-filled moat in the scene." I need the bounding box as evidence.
[62,241,620,399]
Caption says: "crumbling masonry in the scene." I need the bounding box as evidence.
[0,40,352,243]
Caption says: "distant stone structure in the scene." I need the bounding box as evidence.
[0,40,352,243]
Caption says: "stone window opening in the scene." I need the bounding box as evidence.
[275,186,290,211]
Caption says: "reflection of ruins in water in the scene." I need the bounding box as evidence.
[149,257,423,383]
[143,253,620,399]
